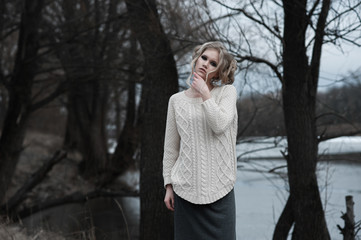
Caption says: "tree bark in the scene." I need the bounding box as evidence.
[273,0,331,239]
[0,0,44,204]
[125,0,179,239]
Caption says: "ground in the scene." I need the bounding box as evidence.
[1,130,138,240]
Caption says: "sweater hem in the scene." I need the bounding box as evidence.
[173,183,235,205]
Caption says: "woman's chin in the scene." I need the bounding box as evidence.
[196,72,206,79]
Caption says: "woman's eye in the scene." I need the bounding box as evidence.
[201,55,207,60]
[211,62,217,67]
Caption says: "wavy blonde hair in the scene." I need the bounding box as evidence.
[186,41,237,86]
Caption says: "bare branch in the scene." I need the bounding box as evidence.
[0,24,19,41]
[237,54,283,83]
[30,81,68,112]
[322,2,361,47]
[316,112,361,142]
[307,0,321,22]
[192,12,241,34]
[326,2,361,27]
[14,189,139,221]
[268,165,287,173]
[318,129,361,142]
[310,0,331,88]
[0,150,67,214]
[210,0,283,40]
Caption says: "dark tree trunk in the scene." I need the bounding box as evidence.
[273,196,294,239]
[64,76,109,177]
[125,0,179,239]
[110,36,139,174]
[110,76,138,172]
[0,0,44,204]
[60,47,109,178]
[59,0,110,178]
[273,1,331,239]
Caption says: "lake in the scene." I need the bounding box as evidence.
[22,136,361,239]
[235,136,361,239]
[235,159,361,239]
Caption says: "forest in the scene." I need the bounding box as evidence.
[0,0,361,240]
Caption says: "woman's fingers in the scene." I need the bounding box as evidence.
[192,72,203,90]
[192,72,209,95]
[165,196,174,211]
[167,196,174,211]
[170,195,175,210]
[164,186,175,211]
[193,72,204,83]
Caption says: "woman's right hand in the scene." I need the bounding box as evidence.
[164,184,175,211]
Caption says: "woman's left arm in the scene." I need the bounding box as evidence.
[201,85,237,134]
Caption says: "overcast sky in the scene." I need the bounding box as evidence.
[319,43,361,90]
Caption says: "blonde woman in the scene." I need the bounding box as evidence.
[163,41,238,240]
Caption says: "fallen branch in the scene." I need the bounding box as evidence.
[14,189,139,220]
[0,150,67,215]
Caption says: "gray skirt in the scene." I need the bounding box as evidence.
[174,189,236,240]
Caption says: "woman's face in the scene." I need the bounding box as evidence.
[195,48,219,81]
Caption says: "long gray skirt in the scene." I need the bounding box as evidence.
[174,189,236,240]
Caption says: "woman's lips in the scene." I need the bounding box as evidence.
[199,68,206,74]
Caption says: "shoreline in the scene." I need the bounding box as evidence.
[238,152,361,163]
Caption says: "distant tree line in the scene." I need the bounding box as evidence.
[237,71,361,137]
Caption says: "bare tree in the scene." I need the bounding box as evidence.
[43,0,129,178]
[109,34,141,176]
[207,0,361,239]
[125,0,179,239]
[0,0,45,204]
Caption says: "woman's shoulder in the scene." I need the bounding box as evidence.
[170,91,183,99]
[213,84,236,95]
[168,91,184,103]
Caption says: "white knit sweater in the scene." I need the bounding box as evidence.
[163,85,238,204]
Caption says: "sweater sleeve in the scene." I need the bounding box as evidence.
[201,85,237,135]
[162,95,180,187]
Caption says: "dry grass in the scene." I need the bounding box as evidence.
[2,130,138,240]
[6,130,94,206]
[0,221,66,240]
[1,130,93,240]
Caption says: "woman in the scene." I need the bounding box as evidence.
[163,41,238,240]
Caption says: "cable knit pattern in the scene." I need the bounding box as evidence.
[163,85,238,204]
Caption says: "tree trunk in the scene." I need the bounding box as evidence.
[0,0,44,204]
[63,72,109,177]
[59,0,110,178]
[273,1,331,239]
[125,0,179,239]
[110,36,139,174]
[110,76,138,172]
[273,196,294,239]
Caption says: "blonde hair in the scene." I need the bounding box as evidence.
[186,41,237,86]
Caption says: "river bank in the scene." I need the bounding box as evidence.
[1,133,360,239]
